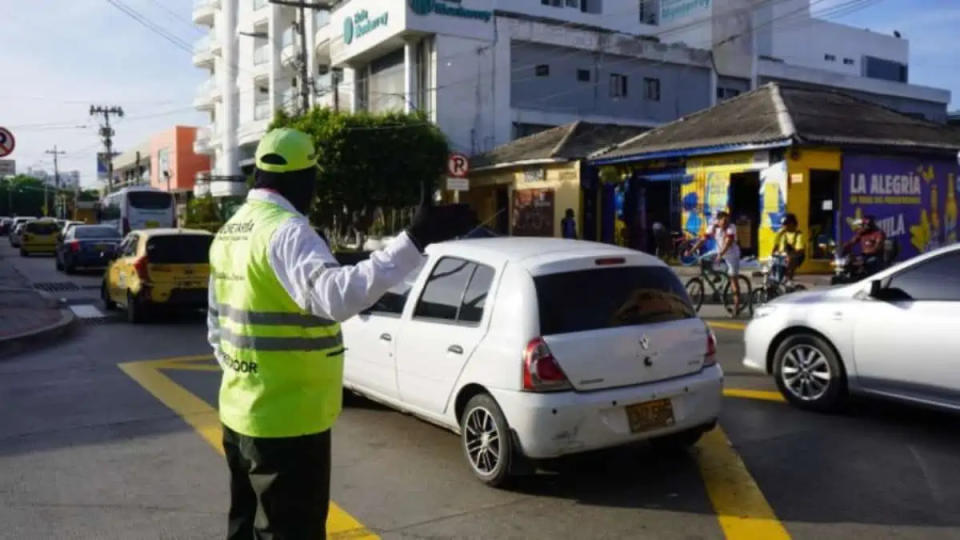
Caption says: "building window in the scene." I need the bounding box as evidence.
[717,87,740,100]
[541,0,562,6]
[824,54,837,62]
[610,73,628,98]
[843,58,855,65]
[565,0,580,7]
[639,0,658,24]
[644,77,660,101]
[254,79,270,120]
[535,64,550,77]
[864,56,908,83]
[581,0,602,13]
[577,69,591,82]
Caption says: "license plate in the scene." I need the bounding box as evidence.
[146,220,159,228]
[626,398,675,433]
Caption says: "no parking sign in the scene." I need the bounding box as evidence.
[0,127,15,158]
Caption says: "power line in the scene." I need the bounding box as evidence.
[104,0,194,53]
[140,0,206,34]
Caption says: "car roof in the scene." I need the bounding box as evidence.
[427,237,664,272]
[133,228,213,237]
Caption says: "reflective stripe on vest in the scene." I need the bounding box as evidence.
[209,199,343,438]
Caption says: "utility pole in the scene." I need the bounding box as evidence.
[45,145,66,218]
[270,0,335,114]
[89,105,124,193]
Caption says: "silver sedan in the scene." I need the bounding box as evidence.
[743,243,960,412]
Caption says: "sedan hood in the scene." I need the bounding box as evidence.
[769,284,859,306]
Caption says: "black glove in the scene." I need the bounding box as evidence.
[406,181,472,251]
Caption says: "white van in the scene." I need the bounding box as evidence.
[99,187,176,236]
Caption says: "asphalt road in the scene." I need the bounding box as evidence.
[2,242,959,539]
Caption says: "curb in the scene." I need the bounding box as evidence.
[0,306,77,349]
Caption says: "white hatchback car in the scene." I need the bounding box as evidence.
[744,244,960,413]
[342,238,723,485]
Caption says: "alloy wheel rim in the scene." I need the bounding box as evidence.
[464,407,500,476]
[781,344,831,401]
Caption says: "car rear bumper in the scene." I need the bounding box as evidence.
[488,365,724,459]
[145,287,208,308]
[23,244,56,253]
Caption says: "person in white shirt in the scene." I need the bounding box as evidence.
[687,210,743,314]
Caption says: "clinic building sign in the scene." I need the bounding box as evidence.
[343,9,389,45]
[841,154,959,259]
[408,0,492,22]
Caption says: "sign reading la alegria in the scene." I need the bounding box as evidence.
[841,154,959,260]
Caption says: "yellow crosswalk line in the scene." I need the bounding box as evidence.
[119,358,378,539]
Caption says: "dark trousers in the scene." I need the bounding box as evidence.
[222,424,331,540]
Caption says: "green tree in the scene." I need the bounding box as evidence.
[184,194,222,232]
[268,108,449,241]
[77,189,101,202]
[0,175,47,216]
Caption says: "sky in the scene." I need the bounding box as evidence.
[0,0,957,189]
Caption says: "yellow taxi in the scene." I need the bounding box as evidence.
[102,228,214,323]
[20,219,61,256]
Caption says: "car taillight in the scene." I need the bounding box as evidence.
[704,329,717,367]
[133,256,150,281]
[522,337,572,392]
[69,240,80,253]
[122,218,130,235]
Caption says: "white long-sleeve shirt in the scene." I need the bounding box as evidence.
[208,189,423,351]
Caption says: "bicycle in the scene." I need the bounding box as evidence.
[751,253,807,306]
[684,253,753,318]
[663,231,703,266]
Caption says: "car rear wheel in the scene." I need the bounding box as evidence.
[55,254,63,271]
[101,282,117,310]
[773,334,846,412]
[126,292,147,324]
[461,393,514,488]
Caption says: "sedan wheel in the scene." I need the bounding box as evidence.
[461,394,514,487]
[773,334,846,412]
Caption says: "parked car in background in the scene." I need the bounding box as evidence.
[744,244,960,413]
[341,238,723,486]
[19,219,60,257]
[0,217,11,235]
[102,228,213,323]
[8,217,37,247]
[56,225,123,274]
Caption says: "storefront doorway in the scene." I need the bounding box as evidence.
[729,171,760,256]
[809,170,840,259]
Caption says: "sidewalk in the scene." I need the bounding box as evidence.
[0,258,75,348]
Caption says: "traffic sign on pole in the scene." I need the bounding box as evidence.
[0,127,15,158]
[447,153,469,178]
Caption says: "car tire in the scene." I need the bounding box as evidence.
[773,333,846,412]
[461,393,514,488]
[19,248,27,257]
[126,292,147,324]
[55,254,63,271]
[649,425,708,453]
[101,282,117,310]
[64,258,75,275]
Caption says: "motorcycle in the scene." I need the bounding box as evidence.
[830,239,900,285]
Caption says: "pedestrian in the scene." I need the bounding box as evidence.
[561,208,577,239]
[207,128,454,539]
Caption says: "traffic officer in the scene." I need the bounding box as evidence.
[207,127,452,539]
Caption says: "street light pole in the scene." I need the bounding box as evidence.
[45,145,66,218]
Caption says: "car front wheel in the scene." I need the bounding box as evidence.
[773,334,846,412]
[126,292,148,324]
[461,393,514,487]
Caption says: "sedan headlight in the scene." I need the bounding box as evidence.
[753,304,779,319]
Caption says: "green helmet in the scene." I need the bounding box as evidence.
[255,128,317,173]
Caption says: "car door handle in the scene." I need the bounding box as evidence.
[447,344,463,355]
[379,333,392,342]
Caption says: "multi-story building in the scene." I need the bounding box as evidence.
[194,0,951,178]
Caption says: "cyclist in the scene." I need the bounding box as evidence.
[773,213,805,282]
[687,210,742,314]
[843,215,886,276]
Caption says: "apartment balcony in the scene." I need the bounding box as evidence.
[252,44,270,74]
[193,78,221,111]
[252,0,268,12]
[192,35,217,67]
[210,175,248,198]
[192,0,220,26]
[193,172,211,197]
[280,27,298,67]
[193,127,214,155]
[254,101,272,121]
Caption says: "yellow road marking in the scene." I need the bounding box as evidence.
[724,388,786,403]
[696,427,791,539]
[163,362,221,372]
[119,356,377,539]
[708,321,747,331]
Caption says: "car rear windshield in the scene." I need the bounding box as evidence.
[146,235,213,264]
[128,192,174,210]
[25,221,59,234]
[75,226,121,239]
[534,266,696,335]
